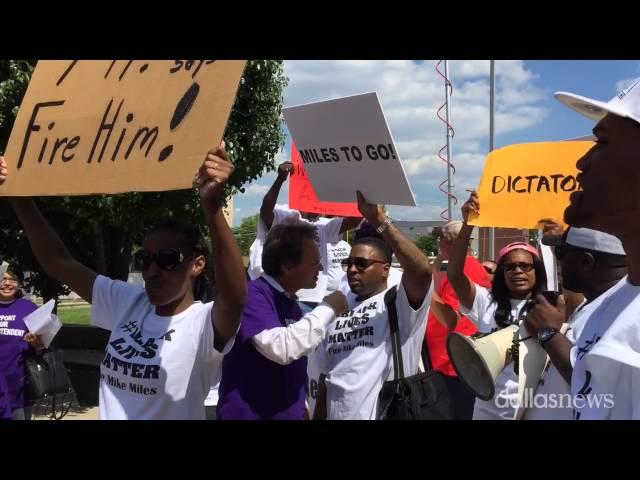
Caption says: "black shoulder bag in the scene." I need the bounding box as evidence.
[377,286,455,420]
[24,348,74,420]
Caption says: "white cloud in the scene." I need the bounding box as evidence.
[243,183,270,196]
[277,60,548,221]
[449,60,490,79]
[231,207,244,227]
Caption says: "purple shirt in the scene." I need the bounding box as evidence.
[0,299,38,410]
[218,277,307,420]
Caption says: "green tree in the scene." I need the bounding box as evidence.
[415,234,438,257]
[0,60,288,300]
[233,214,259,257]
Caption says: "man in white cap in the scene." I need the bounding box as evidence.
[523,227,627,420]
[551,79,640,419]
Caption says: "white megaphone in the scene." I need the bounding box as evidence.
[446,325,519,401]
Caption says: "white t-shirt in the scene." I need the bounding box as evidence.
[326,241,352,293]
[338,266,403,297]
[318,279,432,420]
[570,276,640,420]
[306,346,323,418]
[459,285,529,420]
[248,207,343,303]
[91,275,233,420]
[294,300,324,418]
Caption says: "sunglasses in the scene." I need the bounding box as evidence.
[504,262,534,273]
[341,257,388,272]
[133,249,189,272]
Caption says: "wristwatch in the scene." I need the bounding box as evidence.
[537,327,559,346]
[376,216,393,233]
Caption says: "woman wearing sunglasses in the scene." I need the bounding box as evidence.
[7,143,246,420]
[446,191,547,420]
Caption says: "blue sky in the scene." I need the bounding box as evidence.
[231,60,640,227]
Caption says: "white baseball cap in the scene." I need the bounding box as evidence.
[543,227,625,256]
[441,220,463,240]
[555,78,640,125]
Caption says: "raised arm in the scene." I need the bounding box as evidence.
[447,192,479,311]
[7,157,97,304]
[194,143,247,350]
[260,161,293,229]
[356,191,432,309]
[10,198,97,303]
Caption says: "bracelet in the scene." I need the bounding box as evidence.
[376,216,392,234]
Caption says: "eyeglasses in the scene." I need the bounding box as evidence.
[133,249,188,272]
[0,278,18,285]
[341,257,388,272]
[504,262,533,273]
[504,262,534,273]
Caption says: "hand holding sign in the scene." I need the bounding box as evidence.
[194,142,234,205]
[277,161,294,180]
[0,157,7,185]
[356,190,386,228]
[538,218,566,237]
[461,190,480,224]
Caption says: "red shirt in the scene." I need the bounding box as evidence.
[425,256,491,377]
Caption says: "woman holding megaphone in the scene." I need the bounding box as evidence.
[445,191,547,420]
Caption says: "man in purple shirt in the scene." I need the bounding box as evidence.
[218,223,347,420]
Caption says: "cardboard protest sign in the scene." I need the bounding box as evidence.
[468,141,594,229]
[283,92,416,206]
[1,60,246,196]
[288,142,361,217]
